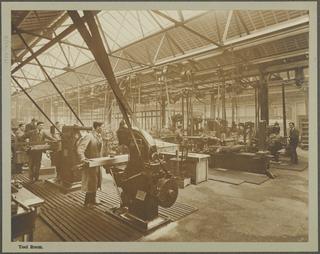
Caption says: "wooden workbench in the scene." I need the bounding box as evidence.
[160,151,210,184]
[12,186,44,210]
[11,186,44,241]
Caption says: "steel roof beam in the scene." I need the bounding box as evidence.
[235,11,250,35]
[14,11,32,28]
[234,13,243,37]
[17,31,84,126]
[13,48,308,101]
[214,11,222,43]
[12,24,77,74]
[11,14,308,97]
[151,10,222,47]
[14,12,69,62]
[222,11,233,42]
[136,11,145,37]
[153,33,166,64]
[12,75,46,82]
[11,13,98,74]
[166,33,184,54]
[95,15,112,53]
[178,10,184,22]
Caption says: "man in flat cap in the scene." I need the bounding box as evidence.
[25,118,37,133]
[77,121,104,208]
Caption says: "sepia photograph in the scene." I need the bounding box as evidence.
[2,1,318,252]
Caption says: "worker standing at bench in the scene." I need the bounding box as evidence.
[27,122,56,182]
[77,121,104,208]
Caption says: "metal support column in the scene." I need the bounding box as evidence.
[210,94,215,119]
[189,95,193,136]
[221,83,226,122]
[186,94,189,135]
[181,96,185,131]
[231,90,235,124]
[254,84,259,128]
[282,82,287,137]
[259,72,269,124]
[161,97,166,128]
[217,84,220,118]
[103,90,107,123]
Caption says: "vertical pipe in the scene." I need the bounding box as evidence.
[186,94,189,135]
[259,73,269,124]
[50,96,53,121]
[235,95,239,123]
[155,101,158,130]
[161,97,166,128]
[221,82,226,122]
[282,82,287,137]
[164,75,171,126]
[210,93,215,119]
[231,94,235,124]
[181,96,184,131]
[217,84,220,119]
[190,95,194,136]
[255,85,258,128]
[103,90,107,123]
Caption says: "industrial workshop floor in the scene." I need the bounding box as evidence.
[30,149,308,242]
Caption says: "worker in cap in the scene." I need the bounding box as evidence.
[25,118,37,133]
[77,121,104,208]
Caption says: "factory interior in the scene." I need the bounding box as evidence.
[10,10,310,243]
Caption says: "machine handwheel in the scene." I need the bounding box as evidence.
[157,178,179,208]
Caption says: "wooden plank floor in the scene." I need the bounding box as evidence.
[13,174,198,242]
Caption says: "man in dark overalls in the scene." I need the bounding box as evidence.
[288,122,299,164]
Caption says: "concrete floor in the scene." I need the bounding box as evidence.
[30,149,308,242]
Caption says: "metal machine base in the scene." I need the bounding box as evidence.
[45,178,81,194]
[210,152,270,175]
[105,207,171,233]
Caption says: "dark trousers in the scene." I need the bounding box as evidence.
[289,144,298,164]
[15,163,23,173]
[29,151,42,180]
[270,148,279,162]
[84,192,96,205]
[51,151,62,180]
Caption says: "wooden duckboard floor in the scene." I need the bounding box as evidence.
[13,174,198,242]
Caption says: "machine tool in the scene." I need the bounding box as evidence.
[46,125,92,193]
[103,126,179,232]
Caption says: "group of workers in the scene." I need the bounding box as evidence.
[12,118,57,179]
[12,116,300,209]
[169,117,301,164]
[12,118,107,208]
